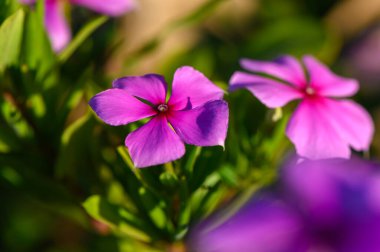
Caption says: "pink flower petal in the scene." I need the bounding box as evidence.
[168,100,229,147]
[113,74,167,105]
[287,97,374,160]
[286,98,351,159]
[321,98,374,151]
[229,71,303,108]
[89,89,156,126]
[70,0,136,16]
[303,55,359,97]
[240,56,307,88]
[45,0,71,52]
[125,115,185,168]
[168,66,224,111]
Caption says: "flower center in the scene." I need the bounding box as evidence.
[305,86,316,96]
[157,104,168,112]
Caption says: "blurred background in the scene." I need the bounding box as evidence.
[1,0,380,251]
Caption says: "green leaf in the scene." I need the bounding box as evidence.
[0,0,21,25]
[138,187,170,231]
[23,4,56,80]
[1,95,34,140]
[60,112,89,146]
[83,195,152,242]
[184,146,201,177]
[58,16,108,63]
[0,9,24,72]
[55,112,91,178]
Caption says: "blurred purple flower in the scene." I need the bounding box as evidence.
[191,158,380,252]
[230,55,374,160]
[21,0,136,52]
[89,66,229,168]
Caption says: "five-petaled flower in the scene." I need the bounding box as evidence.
[20,0,135,52]
[229,55,374,160]
[89,66,229,168]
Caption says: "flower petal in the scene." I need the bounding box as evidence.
[282,159,344,225]
[168,100,229,147]
[45,0,71,52]
[112,74,167,105]
[322,98,374,151]
[70,0,136,16]
[286,98,351,159]
[168,66,224,111]
[89,89,156,126]
[192,198,303,252]
[229,71,303,108]
[125,116,185,168]
[303,55,359,97]
[240,55,307,88]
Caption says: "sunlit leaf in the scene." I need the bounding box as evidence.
[0,9,24,72]
[83,195,152,242]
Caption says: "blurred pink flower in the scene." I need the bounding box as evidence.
[191,158,380,252]
[89,66,229,168]
[21,0,135,52]
[230,55,374,160]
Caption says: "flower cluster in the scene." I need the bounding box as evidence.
[89,55,374,168]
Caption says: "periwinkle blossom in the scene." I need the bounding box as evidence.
[20,0,135,52]
[229,55,374,160]
[89,66,229,168]
[191,158,380,252]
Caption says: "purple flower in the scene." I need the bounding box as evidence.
[229,55,374,160]
[89,66,229,168]
[191,158,380,252]
[21,0,136,52]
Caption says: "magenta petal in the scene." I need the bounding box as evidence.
[303,55,359,97]
[193,199,303,252]
[286,97,373,159]
[112,74,167,105]
[282,160,343,225]
[286,98,351,159]
[125,116,185,168]
[229,71,303,108]
[168,66,224,110]
[168,100,229,147]
[322,98,374,151]
[240,56,307,88]
[70,0,135,16]
[89,89,156,126]
[45,0,71,52]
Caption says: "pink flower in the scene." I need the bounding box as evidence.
[229,55,374,160]
[21,0,136,52]
[89,66,229,168]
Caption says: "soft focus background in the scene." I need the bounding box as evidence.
[1,0,380,251]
